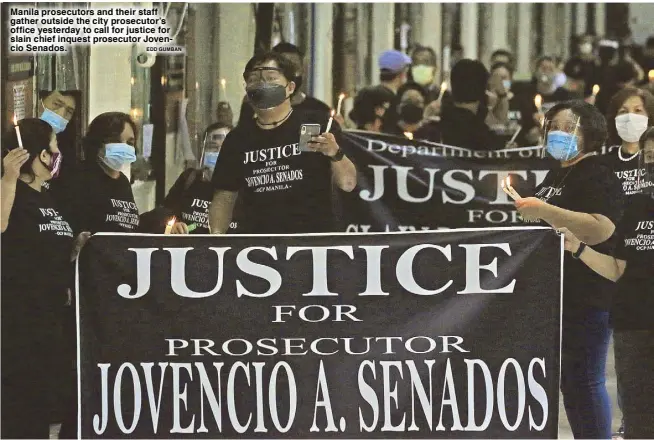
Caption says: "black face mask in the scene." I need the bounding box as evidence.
[399,103,424,124]
[246,83,289,110]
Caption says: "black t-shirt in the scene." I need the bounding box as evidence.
[239,94,331,125]
[212,109,338,234]
[440,105,506,150]
[532,156,625,312]
[597,146,643,198]
[1,181,73,338]
[163,169,213,234]
[611,194,654,330]
[58,162,139,234]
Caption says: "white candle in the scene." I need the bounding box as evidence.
[220,78,227,100]
[501,176,522,201]
[13,115,23,149]
[336,93,345,115]
[325,110,335,133]
[164,217,175,235]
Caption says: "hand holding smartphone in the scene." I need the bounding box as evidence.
[298,123,322,152]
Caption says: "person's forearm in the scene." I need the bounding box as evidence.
[208,191,237,234]
[486,97,509,125]
[1,176,18,233]
[579,246,625,282]
[538,204,614,245]
[330,156,357,192]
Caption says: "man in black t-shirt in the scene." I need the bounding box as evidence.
[210,51,357,234]
[440,59,506,150]
[239,43,331,125]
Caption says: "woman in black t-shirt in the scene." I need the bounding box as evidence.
[514,101,624,439]
[57,112,140,235]
[1,119,86,439]
[162,123,232,234]
[558,127,654,439]
[603,87,654,197]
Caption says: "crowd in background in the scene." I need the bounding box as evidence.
[1,29,654,440]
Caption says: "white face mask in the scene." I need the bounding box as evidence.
[615,113,649,143]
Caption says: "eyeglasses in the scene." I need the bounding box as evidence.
[244,67,286,87]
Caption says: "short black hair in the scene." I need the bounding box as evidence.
[272,42,304,58]
[2,118,54,182]
[646,37,654,49]
[83,112,138,161]
[204,122,232,137]
[450,59,489,103]
[536,55,554,70]
[243,51,296,83]
[411,45,438,64]
[613,60,637,84]
[640,126,654,147]
[544,100,608,154]
[490,62,512,75]
[379,68,404,82]
[491,49,514,68]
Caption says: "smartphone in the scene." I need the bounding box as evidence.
[299,124,322,152]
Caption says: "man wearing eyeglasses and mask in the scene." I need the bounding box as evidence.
[160,123,231,234]
[209,51,357,235]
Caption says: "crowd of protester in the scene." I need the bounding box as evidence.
[1,33,653,439]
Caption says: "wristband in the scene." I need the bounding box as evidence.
[330,148,345,162]
[187,223,197,232]
[572,242,586,259]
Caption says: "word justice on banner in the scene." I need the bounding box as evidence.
[335,131,559,232]
[77,229,563,438]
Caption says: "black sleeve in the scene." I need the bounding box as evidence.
[576,164,625,226]
[57,172,88,235]
[211,130,244,192]
[163,169,195,214]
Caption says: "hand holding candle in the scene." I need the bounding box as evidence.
[164,217,176,235]
[500,176,522,201]
[13,115,23,149]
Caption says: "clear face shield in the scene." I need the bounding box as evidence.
[199,127,230,178]
[637,139,654,197]
[541,113,582,161]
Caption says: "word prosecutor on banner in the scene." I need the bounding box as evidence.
[77,228,562,438]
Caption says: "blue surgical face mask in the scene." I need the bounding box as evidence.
[101,143,137,171]
[40,108,69,134]
[546,131,579,161]
[502,79,512,91]
[203,151,219,170]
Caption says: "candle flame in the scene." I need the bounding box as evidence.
[534,94,542,109]
[592,84,600,95]
[506,176,511,187]
[13,115,18,125]
[331,110,335,117]
[220,78,226,88]
[130,77,135,86]
[161,76,166,86]
[167,217,176,226]
[339,93,346,100]
[440,81,447,92]
[649,70,654,80]
[195,81,199,90]
[404,132,414,140]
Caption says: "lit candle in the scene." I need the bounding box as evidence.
[335,93,346,115]
[13,115,23,148]
[592,84,600,96]
[534,94,543,113]
[501,176,522,201]
[404,131,414,140]
[220,78,227,99]
[164,217,176,235]
[325,110,335,133]
[130,76,135,86]
[649,70,654,84]
[437,81,447,102]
